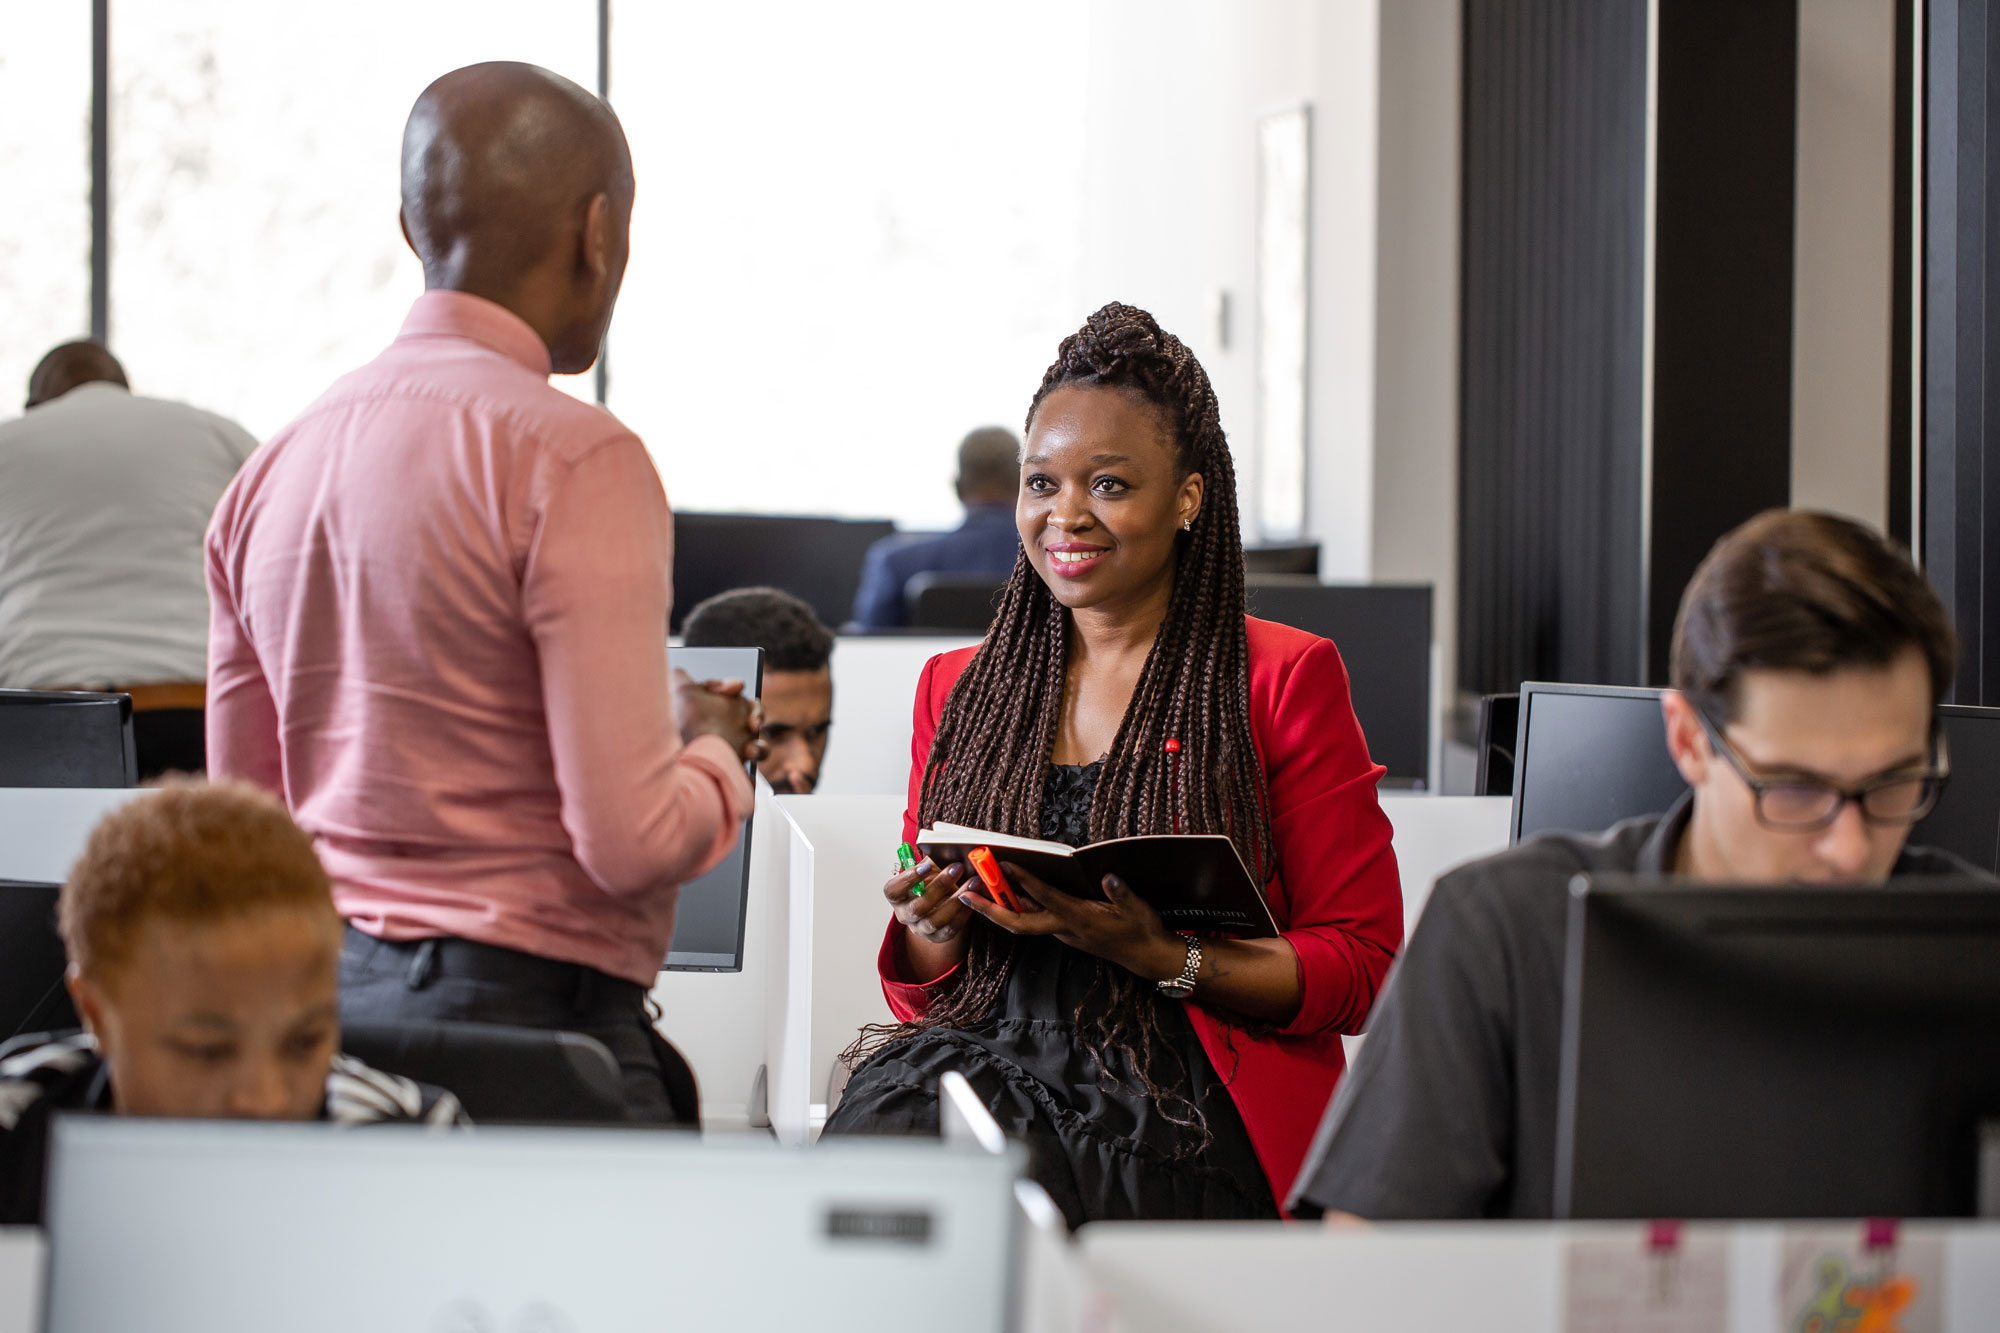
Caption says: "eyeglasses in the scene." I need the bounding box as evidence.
[1695,711,1949,831]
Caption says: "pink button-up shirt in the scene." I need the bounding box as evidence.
[205,291,753,985]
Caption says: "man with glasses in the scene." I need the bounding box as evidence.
[1288,509,1980,1221]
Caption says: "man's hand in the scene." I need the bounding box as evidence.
[673,669,765,766]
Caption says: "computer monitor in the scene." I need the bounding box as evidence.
[1473,692,1520,797]
[670,512,897,633]
[0,879,76,1041]
[1510,683,2000,873]
[43,1119,1024,1333]
[1509,683,1683,843]
[0,690,135,787]
[1556,875,2000,1219]
[660,645,760,972]
[1242,581,1433,786]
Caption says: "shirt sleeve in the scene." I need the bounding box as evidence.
[879,652,959,1018]
[203,505,284,794]
[1255,637,1405,1037]
[1286,871,1516,1219]
[521,435,754,898]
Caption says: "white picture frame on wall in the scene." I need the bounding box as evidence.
[1256,103,1312,541]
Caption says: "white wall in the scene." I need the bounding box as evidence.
[1080,0,1461,732]
[1370,0,1463,740]
[1790,0,1897,530]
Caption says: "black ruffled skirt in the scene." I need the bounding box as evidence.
[824,932,1278,1229]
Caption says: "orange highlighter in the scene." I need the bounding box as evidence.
[966,846,1022,912]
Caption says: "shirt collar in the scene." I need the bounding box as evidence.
[1635,789,1695,874]
[397,290,553,377]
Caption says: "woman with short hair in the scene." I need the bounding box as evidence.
[827,303,1402,1224]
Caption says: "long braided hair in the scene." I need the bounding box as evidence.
[847,303,1273,1137]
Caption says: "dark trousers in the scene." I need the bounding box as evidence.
[338,928,699,1126]
[132,708,205,780]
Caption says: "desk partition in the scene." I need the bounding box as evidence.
[1077,1221,2000,1333]
[649,779,813,1140]
[819,634,980,796]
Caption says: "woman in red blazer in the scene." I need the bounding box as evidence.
[825,303,1402,1225]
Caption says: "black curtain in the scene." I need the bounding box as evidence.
[1457,0,1648,697]
[1924,0,2000,705]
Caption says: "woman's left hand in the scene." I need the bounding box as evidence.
[954,864,1184,982]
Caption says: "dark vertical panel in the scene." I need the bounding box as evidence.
[90,0,109,344]
[1891,0,1916,547]
[1923,0,2000,705]
[1458,0,1648,697]
[1646,0,1799,684]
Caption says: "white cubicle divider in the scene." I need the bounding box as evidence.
[0,1228,43,1333]
[819,634,980,796]
[1376,794,1512,935]
[1076,1221,2000,1333]
[775,793,905,1130]
[782,791,1514,1131]
[0,787,146,883]
[649,779,813,1140]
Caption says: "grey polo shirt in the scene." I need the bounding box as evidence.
[1287,793,1982,1220]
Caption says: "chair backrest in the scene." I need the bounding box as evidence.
[669,512,896,633]
[1243,581,1434,785]
[0,880,78,1042]
[338,1020,626,1125]
[0,692,135,788]
[903,572,1007,632]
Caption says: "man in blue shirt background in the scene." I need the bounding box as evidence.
[850,426,1021,629]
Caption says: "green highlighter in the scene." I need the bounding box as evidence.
[897,841,925,896]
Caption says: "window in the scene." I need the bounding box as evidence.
[606,3,1086,527]
[0,5,92,416]
[109,1,598,439]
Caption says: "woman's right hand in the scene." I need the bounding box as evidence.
[887,857,973,979]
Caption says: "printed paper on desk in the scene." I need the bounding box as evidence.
[1779,1225,1944,1333]
[1564,1227,1727,1333]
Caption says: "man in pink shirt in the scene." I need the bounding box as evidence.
[204,62,758,1123]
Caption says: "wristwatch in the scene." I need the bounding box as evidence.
[1157,933,1202,1000]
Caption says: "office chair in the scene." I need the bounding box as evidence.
[0,690,137,787]
[0,880,79,1042]
[904,572,1008,632]
[340,1020,629,1125]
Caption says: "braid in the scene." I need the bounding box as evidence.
[843,303,1274,1147]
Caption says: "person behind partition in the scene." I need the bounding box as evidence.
[682,587,835,794]
[0,783,465,1227]
[849,426,1024,629]
[204,62,760,1125]
[0,341,258,777]
[823,303,1403,1226]
[1290,510,1983,1222]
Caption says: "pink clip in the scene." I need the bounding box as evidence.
[1647,1219,1684,1253]
[1864,1218,1899,1252]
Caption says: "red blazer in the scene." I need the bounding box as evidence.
[875,615,1404,1208]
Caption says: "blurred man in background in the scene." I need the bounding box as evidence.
[850,425,1021,629]
[0,340,257,777]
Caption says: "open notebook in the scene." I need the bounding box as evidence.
[915,823,1278,937]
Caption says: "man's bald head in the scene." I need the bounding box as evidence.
[400,62,635,373]
[27,341,128,410]
[956,426,1021,505]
